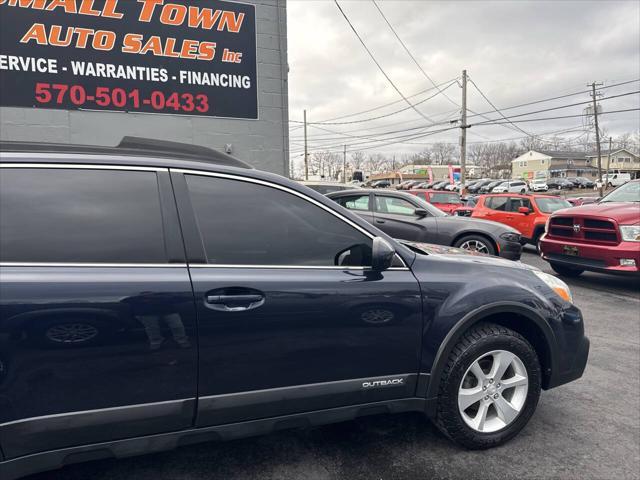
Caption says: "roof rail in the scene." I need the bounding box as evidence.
[0,136,252,169]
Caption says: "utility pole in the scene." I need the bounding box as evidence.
[304,109,309,180]
[589,82,604,196]
[343,145,347,183]
[460,69,468,194]
[606,136,612,184]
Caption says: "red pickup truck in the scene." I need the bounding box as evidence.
[540,180,640,276]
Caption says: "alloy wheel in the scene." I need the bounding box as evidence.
[459,240,490,254]
[458,350,529,433]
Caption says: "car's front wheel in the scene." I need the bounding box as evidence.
[454,235,496,256]
[434,323,541,449]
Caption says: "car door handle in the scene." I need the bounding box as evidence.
[205,294,265,312]
[376,219,386,224]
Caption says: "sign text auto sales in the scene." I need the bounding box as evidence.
[0,0,258,118]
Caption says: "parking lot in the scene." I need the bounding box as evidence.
[30,248,639,480]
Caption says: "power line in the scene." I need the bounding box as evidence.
[290,78,459,126]
[289,78,639,128]
[293,90,638,152]
[467,75,532,136]
[333,0,442,123]
[292,106,638,155]
[470,91,639,126]
[471,107,640,127]
[371,0,460,110]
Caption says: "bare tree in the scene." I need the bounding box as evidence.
[431,142,456,165]
[350,151,366,170]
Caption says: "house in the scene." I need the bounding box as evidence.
[511,150,598,180]
[585,149,640,179]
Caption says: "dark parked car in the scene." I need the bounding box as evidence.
[566,177,595,189]
[299,181,356,194]
[371,179,391,188]
[468,180,495,194]
[431,180,450,190]
[327,189,523,259]
[0,138,589,479]
[546,178,575,190]
[479,180,505,193]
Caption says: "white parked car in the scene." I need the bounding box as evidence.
[444,181,460,191]
[529,179,549,192]
[492,180,529,194]
[603,173,631,187]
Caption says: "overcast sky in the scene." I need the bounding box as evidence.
[286,0,640,161]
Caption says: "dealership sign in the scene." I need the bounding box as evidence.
[0,0,258,119]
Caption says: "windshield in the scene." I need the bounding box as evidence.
[535,197,572,213]
[430,193,461,204]
[600,181,640,203]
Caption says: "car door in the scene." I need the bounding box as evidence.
[372,194,438,243]
[0,164,197,460]
[504,197,534,238]
[333,193,375,225]
[473,196,504,221]
[170,170,422,427]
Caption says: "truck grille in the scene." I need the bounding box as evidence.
[549,216,619,244]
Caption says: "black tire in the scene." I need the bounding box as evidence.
[453,235,496,256]
[520,189,526,194]
[434,323,541,449]
[532,229,544,254]
[550,262,584,277]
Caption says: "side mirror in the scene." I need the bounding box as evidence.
[518,206,531,214]
[414,208,429,217]
[372,237,395,271]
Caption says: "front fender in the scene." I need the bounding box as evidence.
[421,301,559,417]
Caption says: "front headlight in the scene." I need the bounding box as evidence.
[533,271,573,303]
[500,232,521,242]
[620,225,640,242]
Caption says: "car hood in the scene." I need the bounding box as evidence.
[433,214,520,233]
[555,202,640,224]
[399,240,539,271]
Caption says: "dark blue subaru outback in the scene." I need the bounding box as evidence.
[0,139,589,479]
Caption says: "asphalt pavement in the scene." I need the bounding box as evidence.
[30,249,640,480]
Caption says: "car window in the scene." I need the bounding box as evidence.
[430,193,461,204]
[336,194,371,211]
[485,196,509,211]
[600,181,640,203]
[0,168,167,263]
[507,197,532,212]
[185,175,373,267]
[375,195,417,215]
[534,197,573,212]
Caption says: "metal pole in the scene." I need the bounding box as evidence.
[304,109,309,181]
[590,82,603,196]
[606,136,612,187]
[343,145,347,183]
[460,70,467,194]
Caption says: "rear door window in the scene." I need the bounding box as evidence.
[485,196,509,211]
[335,194,371,211]
[0,167,167,263]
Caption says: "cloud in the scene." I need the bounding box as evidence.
[286,0,640,159]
